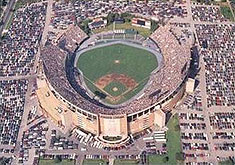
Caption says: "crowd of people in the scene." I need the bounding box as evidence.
[41,42,103,115]
[195,24,235,107]
[41,25,191,115]
[0,3,47,77]
[58,25,88,53]
[191,6,228,22]
[0,79,28,146]
[149,25,191,111]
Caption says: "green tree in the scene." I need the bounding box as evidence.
[54,156,62,163]
[175,152,184,161]
[107,13,115,25]
[174,124,180,131]
[151,20,159,32]
[219,159,234,165]
[120,12,133,22]
[163,156,169,163]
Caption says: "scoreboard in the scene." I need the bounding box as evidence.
[132,18,151,29]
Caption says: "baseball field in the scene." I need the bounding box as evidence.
[77,43,158,105]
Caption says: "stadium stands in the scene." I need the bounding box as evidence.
[41,25,191,115]
[57,25,88,53]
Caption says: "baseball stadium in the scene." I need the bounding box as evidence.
[37,25,191,146]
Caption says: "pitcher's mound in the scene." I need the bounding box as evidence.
[114,60,120,64]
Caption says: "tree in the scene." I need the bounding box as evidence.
[79,19,91,34]
[174,124,180,131]
[107,13,115,25]
[151,20,159,32]
[54,156,62,163]
[163,156,169,163]
[219,159,234,165]
[120,12,133,22]
[175,152,184,161]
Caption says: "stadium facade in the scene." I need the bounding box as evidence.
[37,25,191,145]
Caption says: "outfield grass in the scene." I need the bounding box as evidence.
[77,43,157,104]
[114,159,139,165]
[148,114,182,165]
[82,159,107,165]
[104,81,127,97]
[92,22,152,38]
[78,43,157,82]
[39,159,75,165]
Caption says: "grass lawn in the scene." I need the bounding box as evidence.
[92,22,152,38]
[220,6,234,21]
[104,81,127,97]
[148,155,169,165]
[39,159,75,165]
[114,159,139,165]
[219,159,234,165]
[148,113,182,165]
[83,159,107,165]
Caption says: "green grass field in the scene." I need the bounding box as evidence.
[39,159,75,165]
[114,159,139,165]
[148,114,182,165]
[77,43,157,104]
[83,159,107,165]
[220,6,234,21]
[219,159,234,165]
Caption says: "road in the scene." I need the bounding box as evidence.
[0,0,16,36]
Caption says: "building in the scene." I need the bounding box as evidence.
[131,17,151,29]
[88,18,107,30]
[186,78,195,94]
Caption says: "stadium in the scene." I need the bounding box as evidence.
[37,25,191,145]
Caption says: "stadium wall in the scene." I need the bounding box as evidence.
[38,74,186,144]
[128,111,155,134]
